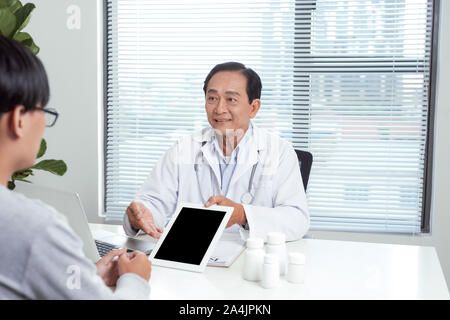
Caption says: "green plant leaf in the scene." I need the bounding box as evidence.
[8,168,32,190]
[7,178,31,191]
[36,138,47,158]
[0,0,21,13]
[13,31,39,54]
[0,8,17,37]
[32,160,68,176]
[4,1,67,190]
[11,168,33,180]
[13,2,34,34]
[7,180,16,190]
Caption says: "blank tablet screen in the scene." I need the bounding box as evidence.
[154,207,226,265]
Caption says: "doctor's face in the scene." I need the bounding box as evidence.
[205,71,260,137]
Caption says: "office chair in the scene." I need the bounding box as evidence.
[294,149,313,239]
[294,149,313,191]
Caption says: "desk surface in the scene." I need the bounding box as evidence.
[90,223,449,300]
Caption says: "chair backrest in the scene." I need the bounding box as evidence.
[294,149,313,191]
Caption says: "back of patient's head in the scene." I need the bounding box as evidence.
[0,35,50,118]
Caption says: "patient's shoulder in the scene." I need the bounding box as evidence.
[0,185,63,231]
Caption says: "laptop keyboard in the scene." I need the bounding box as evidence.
[95,239,120,257]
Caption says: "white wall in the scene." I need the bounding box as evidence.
[26,0,104,224]
[25,0,450,288]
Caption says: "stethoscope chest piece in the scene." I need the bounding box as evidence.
[241,192,253,205]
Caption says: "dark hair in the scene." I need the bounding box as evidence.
[203,62,262,104]
[0,35,50,116]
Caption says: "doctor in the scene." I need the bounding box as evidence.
[123,62,310,241]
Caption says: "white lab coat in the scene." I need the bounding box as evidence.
[123,123,310,242]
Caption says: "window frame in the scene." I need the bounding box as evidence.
[421,0,440,233]
[291,0,439,234]
[103,0,440,233]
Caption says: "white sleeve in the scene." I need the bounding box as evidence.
[22,215,150,300]
[128,143,180,231]
[243,144,310,242]
[113,273,150,300]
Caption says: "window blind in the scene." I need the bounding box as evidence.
[105,0,436,234]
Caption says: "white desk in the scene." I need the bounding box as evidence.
[90,223,449,300]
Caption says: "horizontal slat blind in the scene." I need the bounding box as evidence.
[293,0,433,233]
[105,0,434,234]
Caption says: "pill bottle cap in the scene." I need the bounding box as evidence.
[246,237,264,249]
[264,253,278,264]
[288,252,306,265]
[266,232,285,245]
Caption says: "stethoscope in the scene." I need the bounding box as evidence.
[194,142,258,205]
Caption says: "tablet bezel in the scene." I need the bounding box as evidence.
[149,202,233,273]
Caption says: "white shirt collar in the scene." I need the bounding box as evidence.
[212,122,254,164]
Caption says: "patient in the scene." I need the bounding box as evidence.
[0,35,151,299]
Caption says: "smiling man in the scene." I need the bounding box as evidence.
[124,62,310,242]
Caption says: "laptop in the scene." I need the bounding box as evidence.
[13,183,155,262]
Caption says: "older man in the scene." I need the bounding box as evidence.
[124,62,309,242]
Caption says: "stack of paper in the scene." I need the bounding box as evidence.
[208,233,246,268]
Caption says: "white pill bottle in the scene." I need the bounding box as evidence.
[265,232,287,275]
[287,252,306,284]
[242,237,265,281]
[261,253,280,289]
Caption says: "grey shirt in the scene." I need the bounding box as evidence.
[0,185,150,299]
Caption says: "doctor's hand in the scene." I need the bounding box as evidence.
[126,201,163,239]
[205,196,247,228]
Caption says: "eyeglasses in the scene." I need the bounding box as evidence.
[29,106,59,127]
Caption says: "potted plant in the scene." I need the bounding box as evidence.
[0,0,67,190]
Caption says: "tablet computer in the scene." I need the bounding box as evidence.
[149,202,233,273]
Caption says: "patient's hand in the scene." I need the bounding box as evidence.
[126,201,163,238]
[96,248,127,286]
[118,251,151,282]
